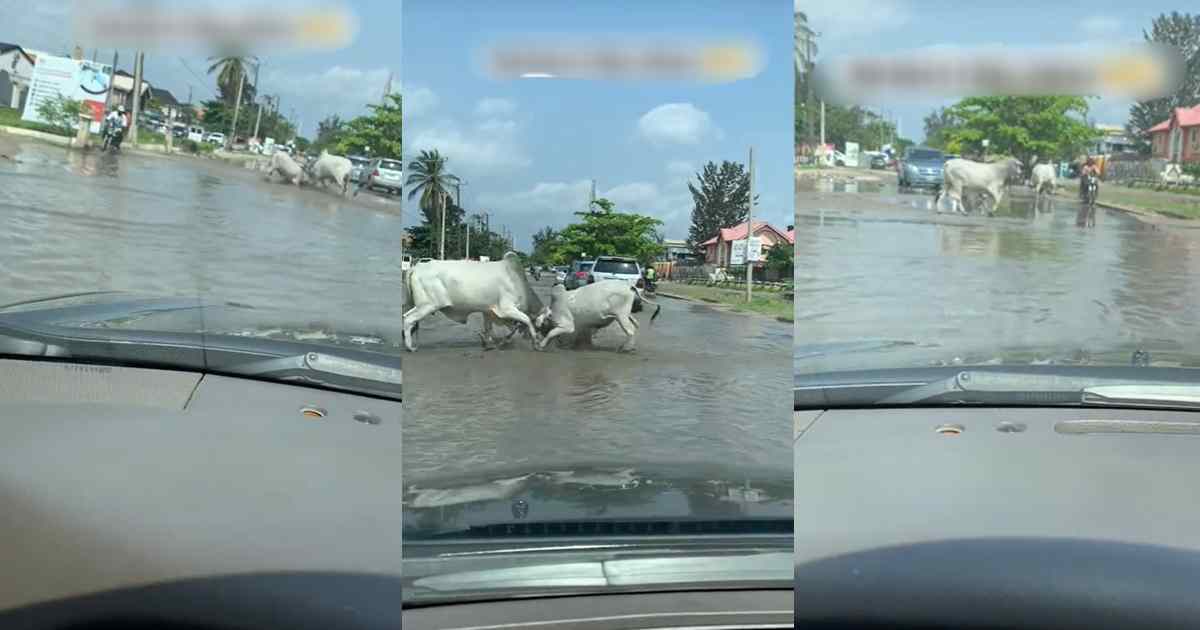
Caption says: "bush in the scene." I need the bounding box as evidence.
[0,105,74,137]
[1183,162,1200,179]
[35,94,82,131]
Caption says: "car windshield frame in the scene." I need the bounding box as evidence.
[594,259,640,274]
[907,149,943,161]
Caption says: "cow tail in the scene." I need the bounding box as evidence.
[651,303,661,323]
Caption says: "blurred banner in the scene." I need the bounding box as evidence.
[814,43,1185,104]
[72,0,358,54]
[475,36,765,82]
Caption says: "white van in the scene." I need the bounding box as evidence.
[186,126,204,143]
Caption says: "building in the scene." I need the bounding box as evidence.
[0,42,35,110]
[1148,104,1200,163]
[1091,124,1137,155]
[149,87,181,119]
[701,220,794,268]
[110,69,152,111]
[659,239,697,262]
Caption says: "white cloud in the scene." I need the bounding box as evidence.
[1078,15,1122,37]
[800,0,911,38]
[404,84,440,118]
[265,65,395,120]
[475,97,517,117]
[408,117,531,175]
[637,103,720,146]
[476,179,695,239]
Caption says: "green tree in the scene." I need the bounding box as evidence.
[687,160,753,249]
[554,199,664,265]
[530,226,562,265]
[923,106,962,149]
[333,93,402,159]
[293,136,311,152]
[765,241,793,280]
[405,149,461,259]
[1128,12,1200,153]
[943,96,1100,169]
[35,94,81,131]
[206,55,257,107]
[312,114,346,154]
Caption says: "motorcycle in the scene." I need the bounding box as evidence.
[100,119,125,153]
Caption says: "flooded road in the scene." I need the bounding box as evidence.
[0,137,405,352]
[402,275,793,481]
[795,181,1200,374]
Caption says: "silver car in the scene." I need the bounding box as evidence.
[362,158,403,196]
[347,156,371,183]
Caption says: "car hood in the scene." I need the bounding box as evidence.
[403,462,793,540]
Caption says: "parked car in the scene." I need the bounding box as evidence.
[347,156,371,183]
[870,154,888,170]
[898,146,946,190]
[564,260,595,290]
[204,132,225,146]
[361,158,403,195]
[589,256,644,312]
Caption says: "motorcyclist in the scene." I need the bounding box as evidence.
[103,106,127,149]
[1079,157,1099,201]
[643,263,657,291]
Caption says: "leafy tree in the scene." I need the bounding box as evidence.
[1128,12,1200,153]
[687,160,753,249]
[765,240,794,280]
[405,149,461,259]
[333,93,402,159]
[554,199,664,265]
[942,96,1100,169]
[923,107,962,149]
[293,136,311,152]
[312,114,346,154]
[35,94,81,131]
[207,56,257,107]
[530,226,562,265]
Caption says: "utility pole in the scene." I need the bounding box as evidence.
[589,179,596,211]
[745,146,754,303]
[252,60,263,140]
[130,50,144,145]
[228,65,246,150]
[820,101,826,147]
[102,50,118,114]
[439,189,448,260]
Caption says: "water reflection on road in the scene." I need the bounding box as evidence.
[795,184,1200,373]
[403,277,792,481]
[0,137,404,351]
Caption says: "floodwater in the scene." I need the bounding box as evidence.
[402,276,793,481]
[795,179,1200,373]
[0,137,405,352]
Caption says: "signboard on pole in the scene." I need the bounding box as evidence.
[22,55,112,133]
[729,237,762,265]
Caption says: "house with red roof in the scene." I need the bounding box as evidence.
[700,220,794,268]
[1148,103,1200,163]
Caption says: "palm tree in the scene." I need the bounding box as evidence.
[405,149,461,259]
[206,56,257,105]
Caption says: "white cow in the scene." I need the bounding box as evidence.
[935,157,1023,215]
[403,252,544,352]
[264,151,307,186]
[306,150,354,195]
[534,280,661,352]
[1030,163,1057,210]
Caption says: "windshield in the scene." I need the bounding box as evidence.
[795,6,1200,408]
[1,4,404,397]
[593,259,639,274]
[402,0,792,605]
[379,159,403,171]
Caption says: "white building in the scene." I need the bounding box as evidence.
[0,42,35,110]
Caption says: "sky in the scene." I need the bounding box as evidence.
[402,0,794,250]
[799,0,1188,143]
[7,0,400,139]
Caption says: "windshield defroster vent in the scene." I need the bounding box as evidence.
[442,519,793,539]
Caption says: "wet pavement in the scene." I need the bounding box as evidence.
[795,179,1200,374]
[0,136,405,353]
[402,275,793,481]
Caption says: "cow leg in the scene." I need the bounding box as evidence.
[538,320,574,350]
[479,313,499,350]
[492,299,540,348]
[403,303,441,352]
[614,314,639,353]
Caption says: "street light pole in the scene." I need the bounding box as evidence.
[252,60,264,140]
[745,146,754,303]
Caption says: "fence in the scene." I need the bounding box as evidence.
[662,262,793,294]
[1103,158,1166,184]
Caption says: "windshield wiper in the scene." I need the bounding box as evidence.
[879,370,1200,408]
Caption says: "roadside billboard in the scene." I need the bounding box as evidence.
[21,54,112,133]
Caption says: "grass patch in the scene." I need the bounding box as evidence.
[658,282,793,322]
[1097,185,1200,220]
[0,106,73,137]
[131,128,166,145]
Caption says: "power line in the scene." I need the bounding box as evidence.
[177,57,217,99]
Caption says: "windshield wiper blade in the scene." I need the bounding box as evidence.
[1081,385,1200,409]
[216,352,402,398]
[879,370,1190,406]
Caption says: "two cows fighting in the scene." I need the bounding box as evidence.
[264,150,355,194]
[402,252,661,353]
